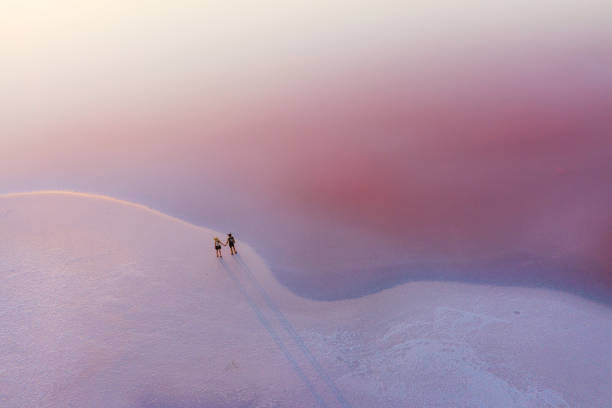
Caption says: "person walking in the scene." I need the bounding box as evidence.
[226,233,237,255]
[214,237,225,258]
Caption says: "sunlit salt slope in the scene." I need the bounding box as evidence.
[1,192,611,408]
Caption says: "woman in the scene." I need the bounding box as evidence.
[214,237,225,258]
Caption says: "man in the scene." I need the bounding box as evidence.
[226,233,237,255]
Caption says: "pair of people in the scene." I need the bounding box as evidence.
[214,233,237,258]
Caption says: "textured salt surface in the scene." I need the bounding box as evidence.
[1,192,611,407]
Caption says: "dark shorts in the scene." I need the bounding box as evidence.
[229,243,235,248]
[215,245,221,250]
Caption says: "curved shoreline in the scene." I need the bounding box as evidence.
[3,190,610,308]
[1,190,203,231]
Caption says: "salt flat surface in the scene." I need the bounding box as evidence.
[1,192,610,407]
